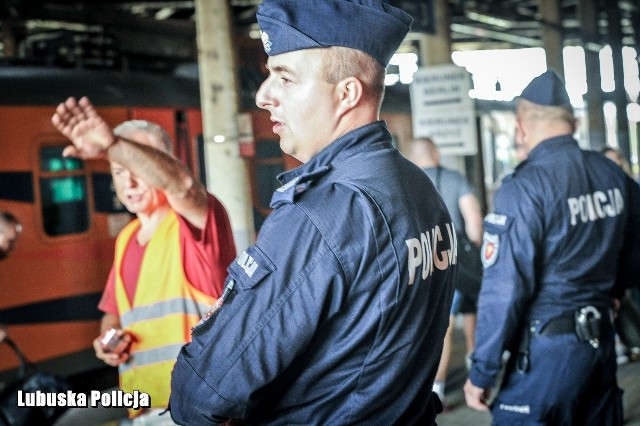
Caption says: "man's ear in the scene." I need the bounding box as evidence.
[571,118,579,134]
[335,77,363,116]
[515,116,527,144]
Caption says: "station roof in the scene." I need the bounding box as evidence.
[0,1,637,111]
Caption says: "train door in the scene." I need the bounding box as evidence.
[0,106,130,375]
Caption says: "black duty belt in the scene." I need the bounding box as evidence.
[537,306,606,349]
[539,314,576,336]
[518,306,606,373]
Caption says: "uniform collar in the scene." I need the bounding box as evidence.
[276,121,391,186]
[270,121,391,208]
[518,134,578,168]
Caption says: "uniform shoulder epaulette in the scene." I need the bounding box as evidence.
[270,166,331,208]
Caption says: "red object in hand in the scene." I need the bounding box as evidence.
[99,328,131,355]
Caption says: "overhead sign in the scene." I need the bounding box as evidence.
[410,64,478,155]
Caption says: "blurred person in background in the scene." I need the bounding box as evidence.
[51,107,237,425]
[465,70,640,424]
[602,146,640,363]
[0,211,22,260]
[408,137,484,407]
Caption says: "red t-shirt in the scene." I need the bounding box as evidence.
[98,193,237,315]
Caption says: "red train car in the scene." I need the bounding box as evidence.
[0,66,205,385]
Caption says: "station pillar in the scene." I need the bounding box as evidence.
[195,0,254,251]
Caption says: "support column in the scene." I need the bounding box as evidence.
[605,0,631,162]
[416,0,459,175]
[417,0,486,212]
[418,0,451,66]
[577,0,606,150]
[1,20,16,58]
[539,0,564,75]
[195,0,254,251]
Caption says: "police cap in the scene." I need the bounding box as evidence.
[519,69,571,106]
[256,0,413,67]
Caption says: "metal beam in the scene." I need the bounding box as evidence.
[450,23,543,47]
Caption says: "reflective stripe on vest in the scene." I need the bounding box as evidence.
[120,297,212,326]
[119,343,185,374]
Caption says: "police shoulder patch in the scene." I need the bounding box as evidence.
[237,250,259,278]
[481,232,500,268]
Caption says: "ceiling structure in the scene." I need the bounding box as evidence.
[0,1,638,87]
[1,1,639,67]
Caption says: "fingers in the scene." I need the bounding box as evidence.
[51,96,94,133]
[93,335,129,367]
[79,96,99,119]
[62,145,79,158]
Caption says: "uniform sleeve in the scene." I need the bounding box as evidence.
[469,180,543,388]
[170,209,341,423]
[177,192,237,298]
[97,267,118,315]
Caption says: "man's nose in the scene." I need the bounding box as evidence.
[255,78,274,110]
[119,170,137,188]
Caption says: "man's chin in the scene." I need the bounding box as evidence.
[123,204,143,215]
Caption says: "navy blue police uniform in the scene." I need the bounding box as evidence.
[170,122,456,425]
[469,70,640,425]
[169,1,457,424]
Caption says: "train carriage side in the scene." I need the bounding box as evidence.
[0,67,202,386]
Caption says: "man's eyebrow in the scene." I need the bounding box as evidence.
[269,64,296,75]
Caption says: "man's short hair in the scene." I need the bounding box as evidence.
[113,120,174,154]
[321,46,386,108]
[516,98,575,128]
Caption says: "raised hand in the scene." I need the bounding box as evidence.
[51,96,115,159]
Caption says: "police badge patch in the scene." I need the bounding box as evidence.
[481,232,500,268]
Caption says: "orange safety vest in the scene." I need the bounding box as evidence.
[114,211,215,416]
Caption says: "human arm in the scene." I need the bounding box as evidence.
[93,268,131,367]
[169,206,344,423]
[468,182,541,391]
[52,96,209,229]
[459,192,483,246]
[177,193,237,298]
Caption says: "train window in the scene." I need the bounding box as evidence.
[41,146,84,172]
[39,146,90,236]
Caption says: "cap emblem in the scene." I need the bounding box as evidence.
[261,30,272,54]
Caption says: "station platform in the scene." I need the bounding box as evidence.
[51,325,640,425]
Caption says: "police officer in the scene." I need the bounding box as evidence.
[169,0,456,424]
[464,69,640,424]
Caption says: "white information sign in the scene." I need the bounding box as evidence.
[410,64,478,155]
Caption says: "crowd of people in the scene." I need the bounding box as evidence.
[2,1,640,425]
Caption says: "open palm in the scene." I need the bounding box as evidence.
[51,96,114,159]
